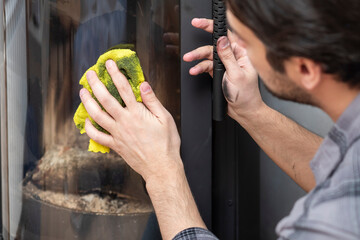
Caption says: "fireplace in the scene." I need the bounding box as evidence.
[0,0,181,239]
[1,1,260,240]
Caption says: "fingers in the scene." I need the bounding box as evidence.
[184,18,214,77]
[166,45,180,56]
[227,30,245,49]
[228,31,248,61]
[189,60,213,77]
[164,32,180,56]
[217,36,242,80]
[140,82,169,119]
[191,18,213,33]
[183,45,214,76]
[183,45,213,62]
[106,60,138,108]
[85,118,114,148]
[86,70,123,119]
[231,42,247,61]
[80,88,115,131]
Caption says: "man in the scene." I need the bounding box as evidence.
[80,0,360,239]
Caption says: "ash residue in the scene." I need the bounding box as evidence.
[23,146,153,215]
[24,182,152,214]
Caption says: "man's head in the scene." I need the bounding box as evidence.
[225,0,360,105]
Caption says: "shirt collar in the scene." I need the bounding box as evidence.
[311,93,360,184]
[335,94,360,145]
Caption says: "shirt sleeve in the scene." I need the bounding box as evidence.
[173,228,219,240]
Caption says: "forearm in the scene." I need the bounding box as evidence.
[146,159,206,240]
[234,103,323,192]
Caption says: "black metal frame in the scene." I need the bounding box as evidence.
[180,0,214,228]
[213,118,260,239]
[181,1,260,238]
[212,0,227,121]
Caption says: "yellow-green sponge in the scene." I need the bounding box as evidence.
[74,49,145,153]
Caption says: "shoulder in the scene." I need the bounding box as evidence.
[296,140,360,239]
[277,139,360,240]
[337,137,360,180]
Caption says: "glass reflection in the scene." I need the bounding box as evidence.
[0,0,180,239]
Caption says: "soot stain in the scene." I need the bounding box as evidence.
[223,79,234,103]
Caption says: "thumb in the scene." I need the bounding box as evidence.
[140,82,167,118]
[217,36,241,79]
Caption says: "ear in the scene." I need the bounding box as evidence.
[285,57,322,91]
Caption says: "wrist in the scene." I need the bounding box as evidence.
[145,155,185,194]
[144,158,207,240]
[232,101,269,128]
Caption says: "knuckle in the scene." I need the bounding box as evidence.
[164,112,173,123]
[93,134,106,145]
[133,110,142,120]
[107,105,119,116]
[119,84,129,95]
[205,61,213,70]
[113,71,122,80]
[222,49,234,60]
[92,82,105,95]
[99,95,111,107]
[82,95,90,105]
[151,96,159,104]
[91,80,100,89]
[199,61,211,73]
[91,111,102,122]
[90,132,100,142]
[195,63,203,73]
[207,45,213,54]
[81,91,91,103]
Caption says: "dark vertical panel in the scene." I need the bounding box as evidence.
[213,118,237,237]
[213,117,260,239]
[180,0,213,229]
[236,125,260,239]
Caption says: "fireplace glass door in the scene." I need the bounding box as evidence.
[0,0,180,239]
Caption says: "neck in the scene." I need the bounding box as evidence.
[316,79,360,122]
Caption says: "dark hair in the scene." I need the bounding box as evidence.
[226,0,360,87]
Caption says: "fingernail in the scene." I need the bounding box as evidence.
[80,88,86,98]
[190,66,198,74]
[141,82,151,94]
[86,71,95,82]
[183,53,191,59]
[218,36,230,49]
[106,60,115,68]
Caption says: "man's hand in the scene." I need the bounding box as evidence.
[183,18,321,192]
[80,60,182,182]
[183,18,263,121]
[80,60,206,239]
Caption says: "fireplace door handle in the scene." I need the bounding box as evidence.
[212,0,227,121]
